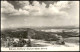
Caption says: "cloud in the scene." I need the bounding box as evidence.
[18,1,29,7]
[1,1,29,16]
[1,1,79,28]
[1,1,69,17]
[1,1,17,14]
[10,8,29,16]
[15,1,68,17]
[54,1,70,10]
[68,1,79,26]
[19,1,46,16]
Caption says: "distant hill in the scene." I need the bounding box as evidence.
[1,25,79,31]
[30,26,79,31]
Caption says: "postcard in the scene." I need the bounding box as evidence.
[1,0,79,51]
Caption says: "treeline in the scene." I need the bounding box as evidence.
[1,28,79,41]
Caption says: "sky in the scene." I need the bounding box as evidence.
[1,1,79,30]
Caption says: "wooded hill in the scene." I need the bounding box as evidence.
[1,28,79,41]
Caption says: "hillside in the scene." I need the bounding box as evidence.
[1,28,79,41]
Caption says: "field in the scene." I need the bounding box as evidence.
[29,37,79,47]
[1,37,79,47]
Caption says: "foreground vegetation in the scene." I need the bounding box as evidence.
[1,28,79,47]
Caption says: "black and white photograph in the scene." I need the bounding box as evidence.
[1,0,79,51]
